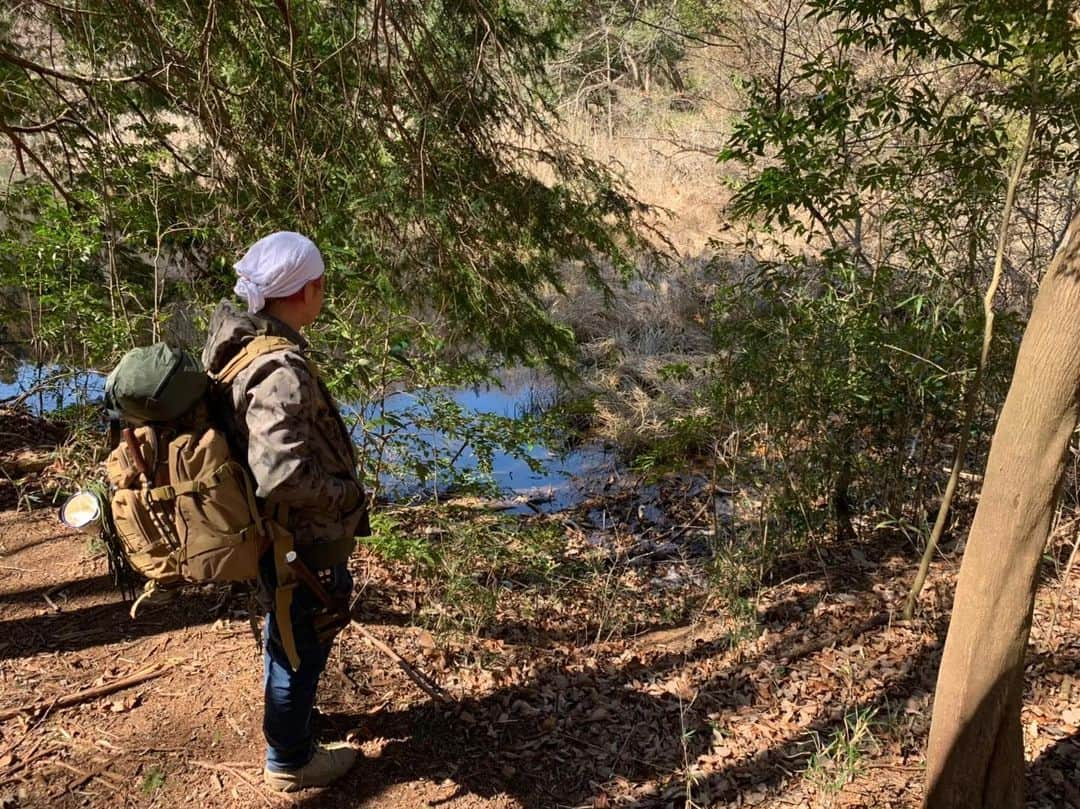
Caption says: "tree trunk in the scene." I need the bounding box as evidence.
[924,213,1080,807]
[832,456,855,542]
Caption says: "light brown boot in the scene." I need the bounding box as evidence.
[262,742,358,792]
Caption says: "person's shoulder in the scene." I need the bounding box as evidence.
[203,300,250,372]
[244,343,314,388]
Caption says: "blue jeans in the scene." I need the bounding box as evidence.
[261,560,353,772]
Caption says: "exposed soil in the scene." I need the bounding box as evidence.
[0,496,1076,808]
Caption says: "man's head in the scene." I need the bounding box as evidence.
[233,231,326,329]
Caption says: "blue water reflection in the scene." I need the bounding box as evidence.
[0,363,105,413]
[350,374,613,511]
[1,364,609,511]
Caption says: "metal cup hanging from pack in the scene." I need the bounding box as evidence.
[59,489,106,534]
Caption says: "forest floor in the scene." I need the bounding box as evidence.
[0,427,1077,808]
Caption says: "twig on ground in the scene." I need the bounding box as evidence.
[0,744,62,785]
[51,759,124,793]
[190,760,290,807]
[1046,530,1080,645]
[656,499,711,542]
[0,660,177,722]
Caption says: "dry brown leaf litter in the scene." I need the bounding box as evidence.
[0,490,1075,808]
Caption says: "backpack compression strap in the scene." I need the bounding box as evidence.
[208,332,298,553]
[271,505,302,670]
[212,334,308,669]
[212,335,299,385]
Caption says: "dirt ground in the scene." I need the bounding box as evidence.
[0,503,1076,809]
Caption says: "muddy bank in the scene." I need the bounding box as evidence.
[0,407,70,510]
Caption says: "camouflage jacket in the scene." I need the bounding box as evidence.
[202,301,370,549]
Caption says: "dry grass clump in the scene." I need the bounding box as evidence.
[588,356,714,457]
[558,102,732,257]
[543,42,760,458]
[551,254,727,458]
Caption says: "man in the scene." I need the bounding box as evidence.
[202,231,369,792]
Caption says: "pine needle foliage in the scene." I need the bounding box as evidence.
[0,0,653,376]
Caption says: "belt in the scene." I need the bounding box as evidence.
[295,536,356,571]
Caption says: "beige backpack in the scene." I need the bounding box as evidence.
[104,336,295,586]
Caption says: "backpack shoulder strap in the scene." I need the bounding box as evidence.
[211,335,298,386]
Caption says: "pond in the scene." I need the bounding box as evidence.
[352,370,615,511]
[0,362,106,413]
[0,363,612,513]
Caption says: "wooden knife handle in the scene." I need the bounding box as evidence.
[123,428,152,481]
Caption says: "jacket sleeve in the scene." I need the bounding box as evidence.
[241,357,360,513]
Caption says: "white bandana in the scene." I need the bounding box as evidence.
[233,231,325,313]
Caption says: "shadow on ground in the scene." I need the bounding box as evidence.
[290,531,952,808]
[0,588,224,660]
[1028,730,1080,808]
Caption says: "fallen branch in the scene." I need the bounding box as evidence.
[0,661,176,722]
[657,499,712,543]
[779,613,890,664]
[0,745,62,785]
[285,551,451,703]
[353,622,452,703]
[0,449,56,476]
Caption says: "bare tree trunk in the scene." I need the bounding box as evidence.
[924,212,1080,808]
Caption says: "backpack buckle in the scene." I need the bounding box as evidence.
[147,484,176,502]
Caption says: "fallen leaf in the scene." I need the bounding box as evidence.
[586,706,609,722]
[108,695,139,713]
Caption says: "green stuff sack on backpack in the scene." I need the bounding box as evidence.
[103,338,295,587]
[105,343,208,424]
